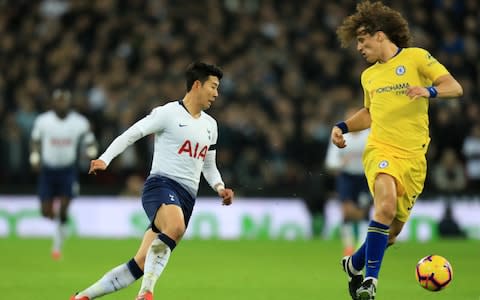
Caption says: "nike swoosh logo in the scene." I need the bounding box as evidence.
[179,124,188,127]
[367,260,379,264]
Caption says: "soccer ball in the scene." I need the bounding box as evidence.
[415,255,453,291]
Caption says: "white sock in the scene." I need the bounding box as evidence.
[341,222,355,250]
[139,238,171,294]
[52,221,67,253]
[77,262,139,299]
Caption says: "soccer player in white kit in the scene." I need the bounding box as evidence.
[71,62,234,300]
[30,89,97,260]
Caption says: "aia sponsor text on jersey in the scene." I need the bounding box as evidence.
[178,140,208,160]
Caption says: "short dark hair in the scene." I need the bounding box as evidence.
[185,62,223,92]
[337,1,412,48]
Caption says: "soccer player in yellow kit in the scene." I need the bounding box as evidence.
[331,2,463,299]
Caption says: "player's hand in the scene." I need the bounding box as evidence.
[29,151,41,172]
[331,126,347,148]
[88,159,107,175]
[406,86,430,100]
[218,188,234,206]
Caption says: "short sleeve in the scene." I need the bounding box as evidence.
[361,72,371,109]
[413,48,450,83]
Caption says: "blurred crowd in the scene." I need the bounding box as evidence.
[0,0,479,202]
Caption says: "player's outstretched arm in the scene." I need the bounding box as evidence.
[88,159,107,175]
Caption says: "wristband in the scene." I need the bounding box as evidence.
[335,121,349,134]
[426,86,438,98]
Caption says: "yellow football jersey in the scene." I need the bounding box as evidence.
[361,47,450,157]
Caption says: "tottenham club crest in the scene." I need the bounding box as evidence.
[378,160,389,169]
[395,65,406,76]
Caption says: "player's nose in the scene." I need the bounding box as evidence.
[356,42,362,52]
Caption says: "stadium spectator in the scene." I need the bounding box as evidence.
[438,201,467,239]
[120,174,146,197]
[462,123,480,191]
[0,0,477,198]
[431,148,467,195]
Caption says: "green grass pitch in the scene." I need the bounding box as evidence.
[0,238,478,300]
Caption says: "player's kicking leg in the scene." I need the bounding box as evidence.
[355,219,390,300]
[70,230,156,299]
[136,204,185,300]
[355,174,400,300]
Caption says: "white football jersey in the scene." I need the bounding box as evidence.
[31,111,92,168]
[99,100,223,196]
[325,129,369,175]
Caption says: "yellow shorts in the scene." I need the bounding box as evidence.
[362,145,427,222]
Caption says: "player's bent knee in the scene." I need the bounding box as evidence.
[151,237,171,253]
[162,224,185,241]
[377,202,396,221]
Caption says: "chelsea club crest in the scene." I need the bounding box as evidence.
[378,160,389,169]
[395,65,406,75]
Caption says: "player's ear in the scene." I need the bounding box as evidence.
[376,31,386,42]
[193,80,202,90]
